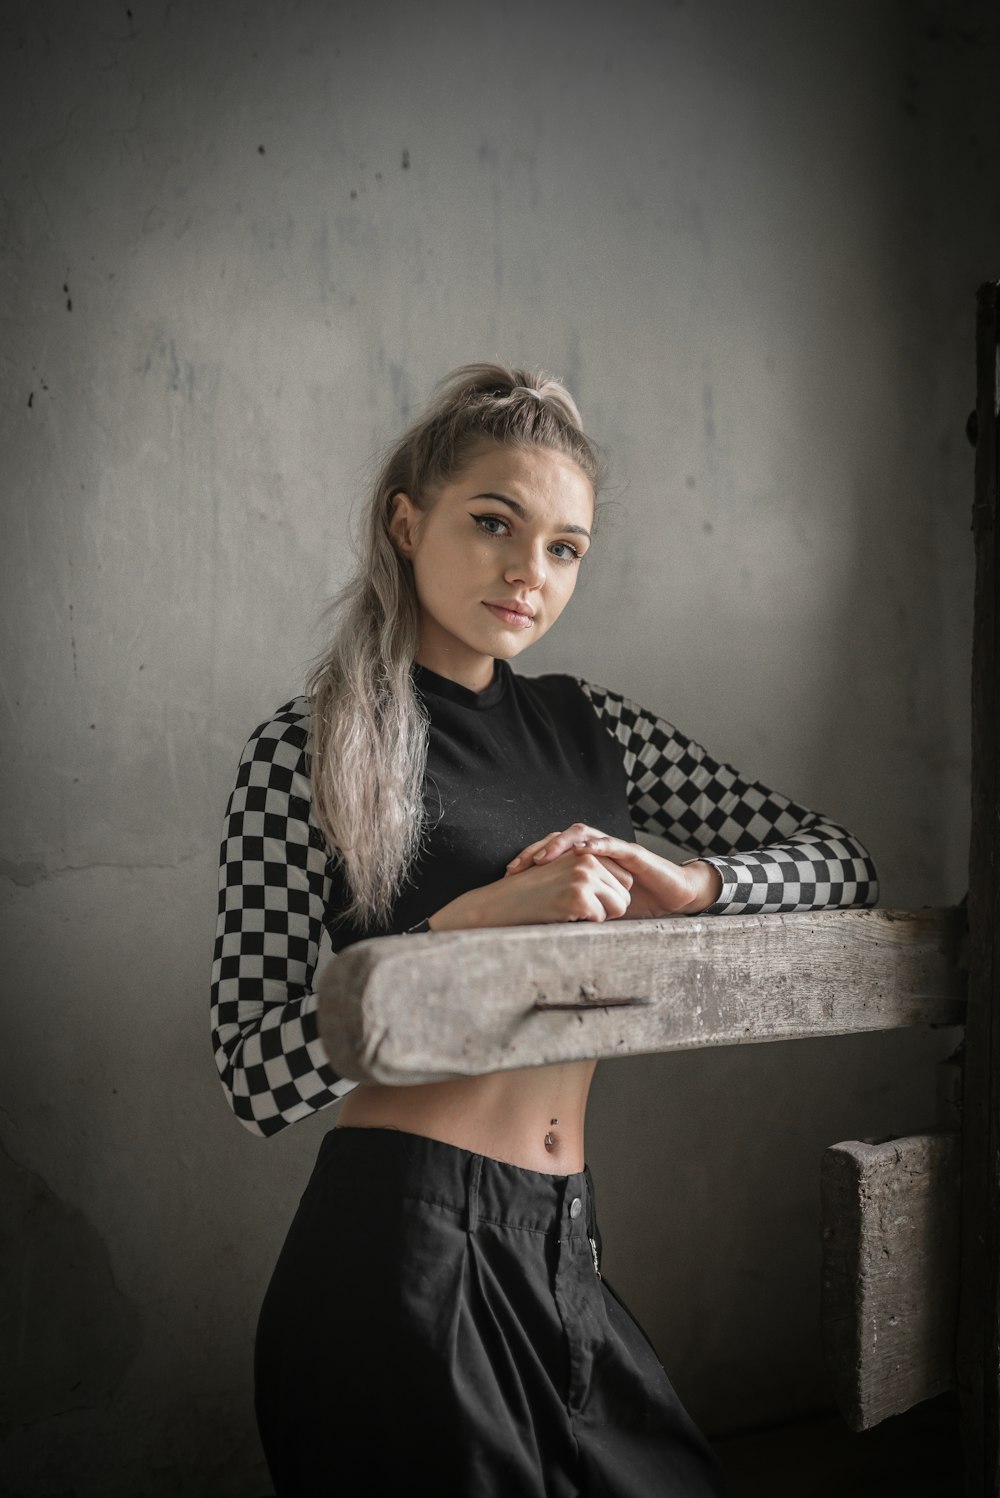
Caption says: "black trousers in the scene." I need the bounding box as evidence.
[254,1125,729,1497]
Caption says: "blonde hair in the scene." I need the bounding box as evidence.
[306,362,604,928]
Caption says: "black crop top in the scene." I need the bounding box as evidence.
[211,659,878,1136]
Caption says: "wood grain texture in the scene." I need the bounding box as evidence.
[316,906,965,1085]
[821,1132,961,1432]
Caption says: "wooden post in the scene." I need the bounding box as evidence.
[958,280,1000,1497]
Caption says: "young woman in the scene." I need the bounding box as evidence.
[211,364,878,1497]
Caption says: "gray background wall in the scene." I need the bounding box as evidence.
[2,1,997,1493]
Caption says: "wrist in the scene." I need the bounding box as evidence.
[678,859,723,914]
[427,886,485,932]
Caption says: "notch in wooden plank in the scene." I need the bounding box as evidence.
[821,1131,961,1432]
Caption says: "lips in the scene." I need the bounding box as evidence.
[483,602,535,628]
[483,600,535,618]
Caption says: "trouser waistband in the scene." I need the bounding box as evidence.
[319,1124,599,1243]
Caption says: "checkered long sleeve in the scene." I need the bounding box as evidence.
[574,679,878,914]
[210,699,359,1137]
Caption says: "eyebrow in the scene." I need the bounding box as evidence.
[469,492,592,541]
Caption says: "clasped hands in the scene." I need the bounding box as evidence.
[503,822,723,920]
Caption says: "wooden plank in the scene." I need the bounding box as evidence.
[820,1132,961,1431]
[958,280,1000,1498]
[317,906,965,1085]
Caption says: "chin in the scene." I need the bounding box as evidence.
[471,605,547,655]
[500,634,540,661]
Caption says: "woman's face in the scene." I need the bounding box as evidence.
[390,443,595,692]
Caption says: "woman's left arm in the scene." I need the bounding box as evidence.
[571,677,879,916]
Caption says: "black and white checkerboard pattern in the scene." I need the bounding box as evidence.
[573,678,879,916]
[212,683,878,1136]
[210,697,359,1136]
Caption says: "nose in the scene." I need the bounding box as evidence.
[505,539,547,590]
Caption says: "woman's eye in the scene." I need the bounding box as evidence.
[472,514,582,563]
[474,514,509,537]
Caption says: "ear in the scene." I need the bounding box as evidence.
[389,491,420,558]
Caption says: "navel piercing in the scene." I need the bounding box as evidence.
[544,1133,555,1150]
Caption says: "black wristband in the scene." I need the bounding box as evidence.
[404,917,432,934]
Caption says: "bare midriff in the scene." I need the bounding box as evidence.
[335,1057,598,1174]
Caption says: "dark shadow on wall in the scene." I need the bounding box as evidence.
[0,1136,143,1430]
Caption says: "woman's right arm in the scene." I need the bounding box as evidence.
[210,700,359,1137]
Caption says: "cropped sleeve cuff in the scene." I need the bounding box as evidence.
[688,848,879,917]
[683,856,744,915]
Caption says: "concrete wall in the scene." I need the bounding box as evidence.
[2,0,996,1491]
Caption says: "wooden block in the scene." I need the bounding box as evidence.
[316,906,965,1085]
[821,1131,961,1431]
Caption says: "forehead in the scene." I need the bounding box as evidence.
[446,444,594,518]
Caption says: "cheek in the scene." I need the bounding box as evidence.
[537,572,576,619]
[413,538,482,607]
[441,523,485,564]
[554,564,581,596]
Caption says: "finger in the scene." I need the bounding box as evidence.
[593,867,632,921]
[567,857,633,923]
[505,830,563,872]
[524,841,636,887]
[595,856,634,894]
[594,853,634,890]
[572,835,636,864]
[523,823,606,869]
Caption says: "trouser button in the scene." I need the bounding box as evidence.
[569,1196,582,1219]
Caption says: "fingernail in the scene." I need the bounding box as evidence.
[533,851,545,861]
[506,856,520,868]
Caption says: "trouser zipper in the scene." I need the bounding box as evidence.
[589,1235,602,1279]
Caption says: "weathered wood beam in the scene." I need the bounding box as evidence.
[821,1131,961,1432]
[317,906,965,1086]
[958,279,1000,1498]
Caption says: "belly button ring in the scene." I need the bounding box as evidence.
[544,1133,555,1150]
